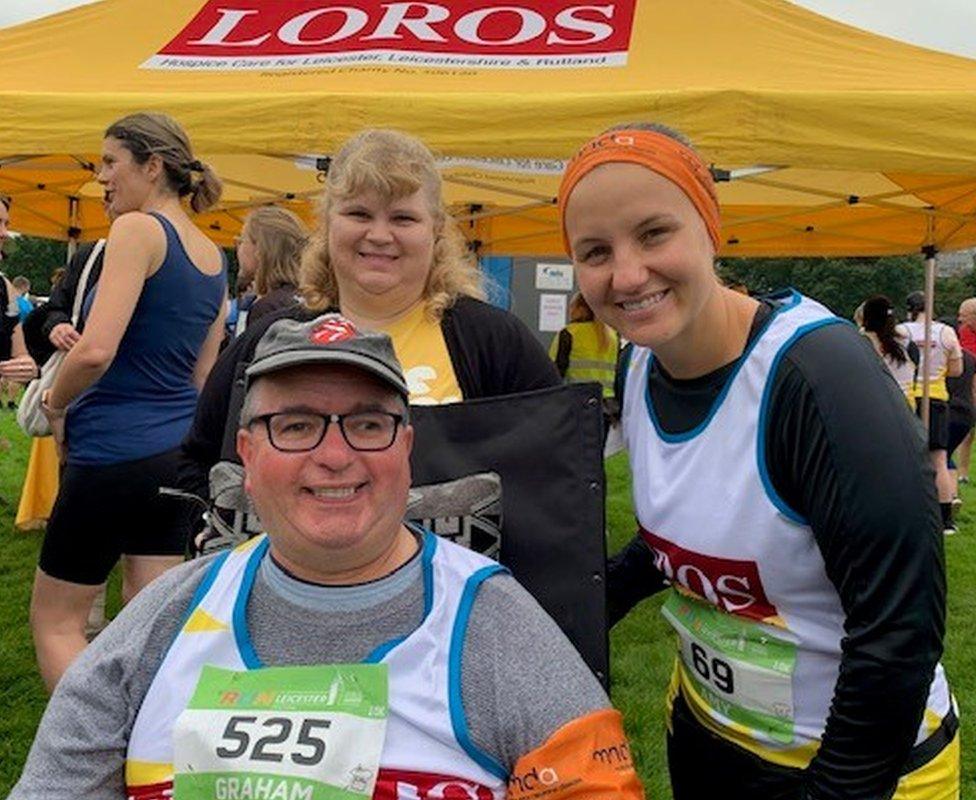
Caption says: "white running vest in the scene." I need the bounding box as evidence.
[623,291,953,768]
[901,320,951,401]
[126,532,508,800]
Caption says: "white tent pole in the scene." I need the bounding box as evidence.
[921,244,938,433]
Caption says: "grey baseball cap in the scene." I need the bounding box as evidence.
[245,314,409,398]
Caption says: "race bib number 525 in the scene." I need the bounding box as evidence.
[173,664,389,799]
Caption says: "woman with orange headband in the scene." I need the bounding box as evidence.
[560,123,958,799]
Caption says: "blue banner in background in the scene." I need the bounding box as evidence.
[479,256,512,310]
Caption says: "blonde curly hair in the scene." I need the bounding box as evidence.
[300,129,484,319]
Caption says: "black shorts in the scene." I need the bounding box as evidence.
[915,398,950,452]
[40,447,186,585]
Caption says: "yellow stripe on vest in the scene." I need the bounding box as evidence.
[125,759,173,786]
[894,733,960,800]
[183,608,229,633]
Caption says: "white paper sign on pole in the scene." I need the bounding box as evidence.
[535,262,574,292]
[539,293,567,332]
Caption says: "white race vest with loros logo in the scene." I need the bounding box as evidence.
[623,291,953,768]
[901,319,951,401]
[126,531,508,800]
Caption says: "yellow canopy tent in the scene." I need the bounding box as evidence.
[3,0,976,258]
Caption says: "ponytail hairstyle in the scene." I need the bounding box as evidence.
[104,112,222,213]
[862,294,908,365]
[241,206,308,296]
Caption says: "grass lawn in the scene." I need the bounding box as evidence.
[0,410,973,796]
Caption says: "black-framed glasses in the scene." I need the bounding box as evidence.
[248,411,404,452]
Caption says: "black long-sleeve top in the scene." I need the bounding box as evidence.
[609,301,946,800]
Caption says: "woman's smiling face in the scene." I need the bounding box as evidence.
[564,161,717,352]
[327,188,436,311]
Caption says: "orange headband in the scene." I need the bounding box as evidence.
[557,129,721,255]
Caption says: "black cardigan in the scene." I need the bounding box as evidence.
[176,296,559,506]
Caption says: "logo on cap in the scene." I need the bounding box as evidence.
[310,317,358,344]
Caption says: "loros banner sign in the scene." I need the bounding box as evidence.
[143,0,638,70]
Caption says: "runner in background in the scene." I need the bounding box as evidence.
[861,294,917,404]
[899,291,963,535]
[954,297,976,482]
[946,347,976,527]
[559,123,958,799]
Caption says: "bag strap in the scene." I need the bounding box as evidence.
[70,239,105,326]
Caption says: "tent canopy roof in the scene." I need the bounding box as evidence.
[4,0,976,256]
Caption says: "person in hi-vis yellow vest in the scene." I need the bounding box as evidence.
[550,293,621,443]
[550,292,619,398]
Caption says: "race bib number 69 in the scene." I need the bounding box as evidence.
[662,590,797,745]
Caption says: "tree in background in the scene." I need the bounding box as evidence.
[719,255,976,323]
[0,236,66,294]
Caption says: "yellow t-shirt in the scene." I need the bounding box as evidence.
[380,302,462,405]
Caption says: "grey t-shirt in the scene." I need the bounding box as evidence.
[10,538,608,799]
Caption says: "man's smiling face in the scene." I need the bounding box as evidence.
[238,363,413,582]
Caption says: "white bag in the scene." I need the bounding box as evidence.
[17,240,104,436]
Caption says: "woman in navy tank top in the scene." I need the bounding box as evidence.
[35,112,227,692]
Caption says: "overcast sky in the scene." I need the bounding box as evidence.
[1,0,974,60]
[0,0,100,29]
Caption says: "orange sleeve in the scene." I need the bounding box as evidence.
[507,708,646,800]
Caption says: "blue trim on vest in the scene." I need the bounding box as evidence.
[643,289,804,443]
[420,527,436,619]
[233,538,271,669]
[363,528,438,664]
[756,316,849,524]
[448,564,509,780]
